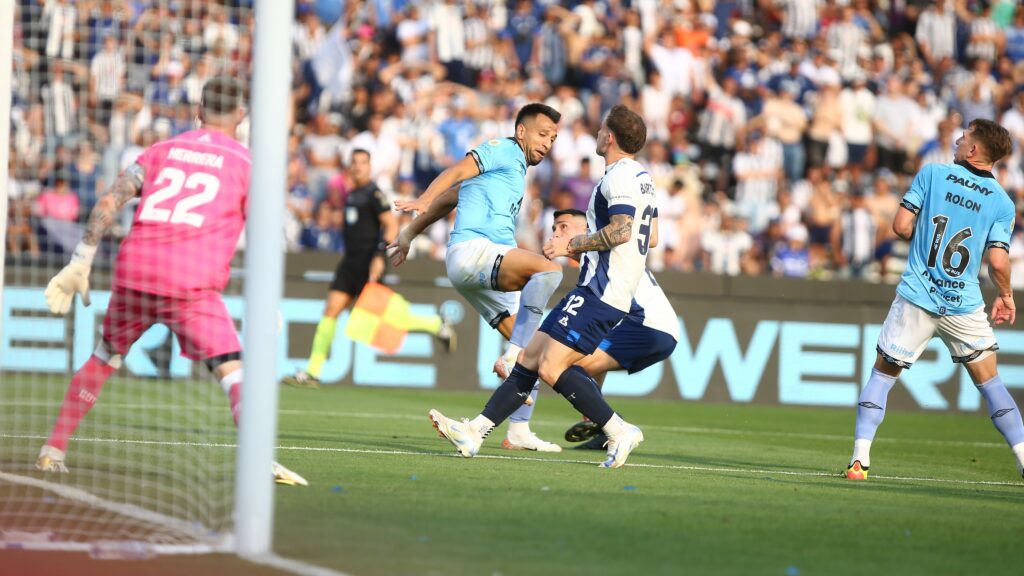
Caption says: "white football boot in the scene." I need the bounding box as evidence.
[502,429,562,452]
[428,409,483,457]
[599,424,644,468]
[272,461,309,486]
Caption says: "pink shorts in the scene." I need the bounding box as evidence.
[103,286,241,361]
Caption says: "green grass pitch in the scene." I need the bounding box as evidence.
[2,379,1023,576]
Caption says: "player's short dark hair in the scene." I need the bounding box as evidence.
[604,104,647,154]
[602,103,643,152]
[553,208,586,220]
[351,148,371,160]
[969,118,1012,163]
[201,76,246,116]
[515,103,561,128]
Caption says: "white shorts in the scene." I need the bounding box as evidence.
[877,294,998,368]
[445,238,519,329]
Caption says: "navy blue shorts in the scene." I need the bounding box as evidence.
[598,315,678,374]
[540,287,626,355]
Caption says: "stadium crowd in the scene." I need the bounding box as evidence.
[6,0,1024,285]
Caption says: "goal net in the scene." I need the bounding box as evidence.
[1,0,261,555]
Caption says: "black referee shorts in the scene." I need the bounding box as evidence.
[329,251,376,297]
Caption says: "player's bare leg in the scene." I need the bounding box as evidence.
[963,354,1024,479]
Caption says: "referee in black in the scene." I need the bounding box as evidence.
[283,149,454,388]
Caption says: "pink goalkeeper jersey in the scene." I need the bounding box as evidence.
[115,129,250,298]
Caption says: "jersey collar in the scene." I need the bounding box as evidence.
[955,159,995,180]
[507,137,527,160]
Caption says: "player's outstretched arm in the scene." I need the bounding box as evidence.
[44,168,143,315]
[544,214,634,259]
[393,155,479,214]
[388,187,459,267]
[988,247,1016,326]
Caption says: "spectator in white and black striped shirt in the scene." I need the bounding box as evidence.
[779,0,820,41]
[827,7,868,80]
[462,3,493,79]
[915,0,956,71]
[89,34,125,131]
[964,3,1002,64]
[42,0,76,60]
[41,61,77,148]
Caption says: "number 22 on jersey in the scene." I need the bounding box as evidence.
[139,167,221,228]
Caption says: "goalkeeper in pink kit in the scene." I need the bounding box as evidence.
[37,76,307,486]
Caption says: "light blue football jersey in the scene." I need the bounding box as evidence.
[896,161,1014,316]
[448,137,528,247]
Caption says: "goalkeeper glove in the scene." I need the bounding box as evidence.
[44,242,96,315]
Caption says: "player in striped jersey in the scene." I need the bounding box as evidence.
[544,208,679,450]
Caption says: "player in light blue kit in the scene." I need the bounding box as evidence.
[427,105,655,468]
[846,119,1024,480]
[391,104,565,451]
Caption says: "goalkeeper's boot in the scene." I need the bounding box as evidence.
[846,460,869,480]
[281,370,320,389]
[35,445,69,473]
[272,461,309,487]
[501,429,562,452]
[565,419,600,443]
[599,423,644,469]
[428,409,483,457]
[573,433,609,450]
[437,317,457,354]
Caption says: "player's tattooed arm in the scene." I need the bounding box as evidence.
[82,165,144,246]
[567,213,633,255]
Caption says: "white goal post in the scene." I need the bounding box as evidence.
[237,0,294,557]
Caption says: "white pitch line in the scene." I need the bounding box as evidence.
[0,404,1008,449]
[2,433,1021,488]
[243,553,351,576]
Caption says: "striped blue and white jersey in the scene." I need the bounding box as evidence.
[578,157,657,312]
